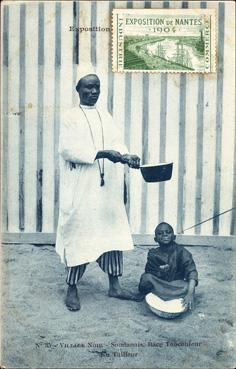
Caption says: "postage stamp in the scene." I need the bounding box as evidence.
[112,9,216,73]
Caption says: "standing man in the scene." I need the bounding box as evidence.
[56,73,140,311]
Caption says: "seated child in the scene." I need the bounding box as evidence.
[139,222,198,310]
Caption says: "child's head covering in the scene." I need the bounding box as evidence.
[155,222,174,234]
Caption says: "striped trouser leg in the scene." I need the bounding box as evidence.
[66,263,88,285]
[96,251,123,277]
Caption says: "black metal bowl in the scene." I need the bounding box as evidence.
[140,162,173,183]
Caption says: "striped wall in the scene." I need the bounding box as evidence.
[1,1,235,242]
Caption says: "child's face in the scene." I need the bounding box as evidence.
[154,223,175,246]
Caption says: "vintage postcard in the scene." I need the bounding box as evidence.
[1,1,235,369]
[112,8,216,73]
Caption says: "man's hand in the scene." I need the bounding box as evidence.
[182,279,196,311]
[182,293,195,311]
[121,154,140,169]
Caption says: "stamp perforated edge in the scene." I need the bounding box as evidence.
[111,8,217,74]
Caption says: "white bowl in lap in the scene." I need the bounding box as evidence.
[145,293,187,319]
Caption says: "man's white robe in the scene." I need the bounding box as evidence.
[56,105,134,267]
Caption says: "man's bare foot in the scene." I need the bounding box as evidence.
[108,288,142,301]
[108,275,142,301]
[134,292,146,302]
[65,285,81,311]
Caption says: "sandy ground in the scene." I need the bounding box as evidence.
[1,243,236,369]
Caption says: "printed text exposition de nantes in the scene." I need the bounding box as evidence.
[125,17,203,26]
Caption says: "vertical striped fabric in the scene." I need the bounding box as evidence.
[1,1,235,237]
[66,251,123,285]
[66,263,87,285]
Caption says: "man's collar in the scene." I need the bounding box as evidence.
[80,104,96,109]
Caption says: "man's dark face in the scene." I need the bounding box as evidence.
[154,223,175,246]
[78,74,100,106]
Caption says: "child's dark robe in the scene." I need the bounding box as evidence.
[139,242,198,300]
